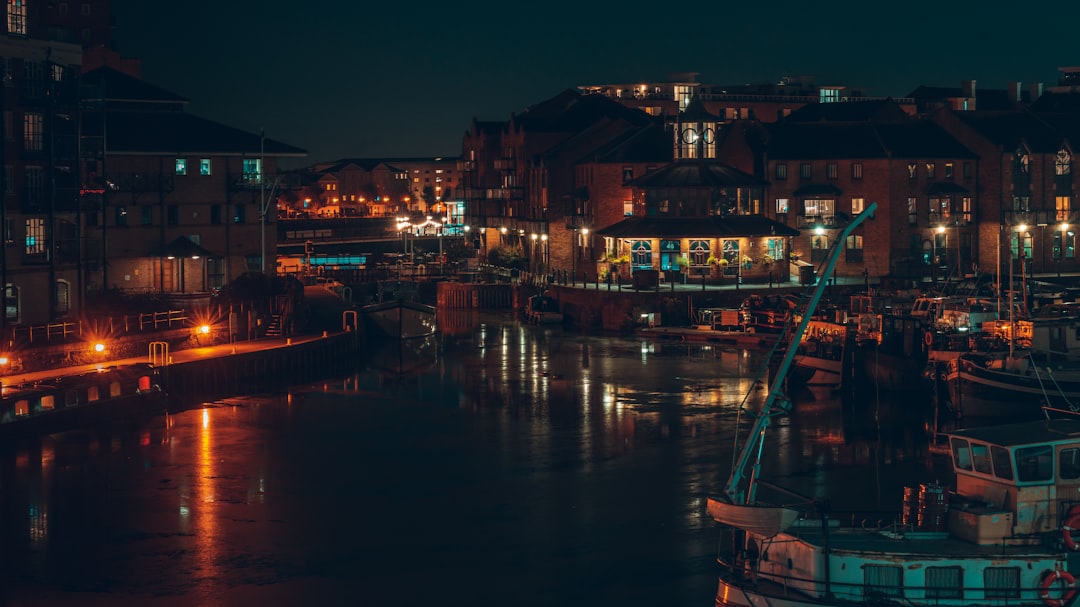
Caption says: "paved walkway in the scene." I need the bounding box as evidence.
[1,333,336,387]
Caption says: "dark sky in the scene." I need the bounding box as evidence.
[109,2,1078,168]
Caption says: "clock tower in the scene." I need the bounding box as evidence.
[674,95,721,160]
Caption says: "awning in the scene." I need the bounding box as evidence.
[926,181,970,195]
[159,236,214,259]
[793,183,843,196]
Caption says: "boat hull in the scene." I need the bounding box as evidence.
[714,524,1070,607]
[0,364,167,441]
[361,299,437,340]
[944,354,1080,418]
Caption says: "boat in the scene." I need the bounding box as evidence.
[0,363,166,440]
[713,418,1080,607]
[523,292,563,325]
[789,316,852,389]
[940,350,1080,419]
[360,298,437,340]
[707,204,1080,607]
[934,316,1080,419]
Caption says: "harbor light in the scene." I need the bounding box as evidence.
[93,343,105,353]
[199,325,211,335]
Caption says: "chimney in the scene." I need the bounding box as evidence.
[1008,82,1022,102]
[1029,82,1044,101]
[962,79,977,98]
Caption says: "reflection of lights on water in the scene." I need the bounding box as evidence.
[202,408,209,430]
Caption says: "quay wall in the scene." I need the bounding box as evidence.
[160,331,362,406]
[546,283,863,332]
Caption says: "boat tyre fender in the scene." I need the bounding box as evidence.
[1063,505,1080,551]
[1039,569,1077,607]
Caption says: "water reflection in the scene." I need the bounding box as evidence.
[0,313,944,605]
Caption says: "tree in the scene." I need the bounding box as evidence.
[422,185,438,210]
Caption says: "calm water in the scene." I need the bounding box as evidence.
[0,314,946,606]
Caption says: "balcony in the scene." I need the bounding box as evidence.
[1004,209,1068,227]
[796,214,840,229]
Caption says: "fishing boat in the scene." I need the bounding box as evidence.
[707,204,1080,607]
[0,363,166,440]
[789,316,852,389]
[934,316,1080,419]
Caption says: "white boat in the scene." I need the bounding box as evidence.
[707,203,1080,607]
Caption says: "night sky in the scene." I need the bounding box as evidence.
[109,2,1078,167]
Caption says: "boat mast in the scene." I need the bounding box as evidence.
[723,203,877,506]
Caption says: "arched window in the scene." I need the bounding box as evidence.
[630,240,652,269]
[55,280,70,315]
[4,284,18,324]
[689,240,710,265]
[1057,148,1072,176]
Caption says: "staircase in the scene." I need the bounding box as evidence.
[265,314,283,337]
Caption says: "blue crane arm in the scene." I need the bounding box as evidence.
[723,203,877,505]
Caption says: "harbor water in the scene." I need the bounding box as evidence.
[0,313,949,606]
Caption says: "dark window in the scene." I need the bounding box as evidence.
[851,163,863,179]
[210,204,222,225]
[775,163,788,180]
[800,163,811,180]
[167,205,179,226]
[826,163,837,179]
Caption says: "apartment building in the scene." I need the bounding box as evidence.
[79,67,306,296]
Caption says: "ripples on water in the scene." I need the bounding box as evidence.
[0,312,948,606]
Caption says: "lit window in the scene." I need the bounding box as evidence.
[851,198,864,214]
[7,0,26,35]
[25,217,44,254]
[23,113,42,151]
[175,158,187,175]
[776,198,789,214]
[200,159,211,176]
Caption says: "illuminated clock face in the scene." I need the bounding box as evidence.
[681,128,698,143]
[702,128,715,144]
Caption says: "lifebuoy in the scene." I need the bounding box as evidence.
[1063,505,1080,551]
[924,331,934,348]
[1040,569,1077,607]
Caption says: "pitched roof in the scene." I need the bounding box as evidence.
[596,215,798,238]
[86,111,307,156]
[952,111,1061,152]
[1031,92,1080,114]
[629,159,768,188]
[80,67,306,157]
[586,122,674,164]
[513,89,655,133]
[782,99,909,123]
[766,121,976,159]
[82,66,189,107]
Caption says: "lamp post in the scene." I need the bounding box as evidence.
[936,225,946,280]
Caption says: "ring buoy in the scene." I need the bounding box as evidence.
[924,331,934,348]
[1040,569,1077,607]
[1063,505,1080,551]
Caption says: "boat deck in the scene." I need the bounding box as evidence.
[782,522,1055,557]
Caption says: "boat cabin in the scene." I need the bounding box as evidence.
[947,419,1080,541]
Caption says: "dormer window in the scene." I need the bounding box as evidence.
[1015,149,1030,175]
[1057,148,1072,176]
